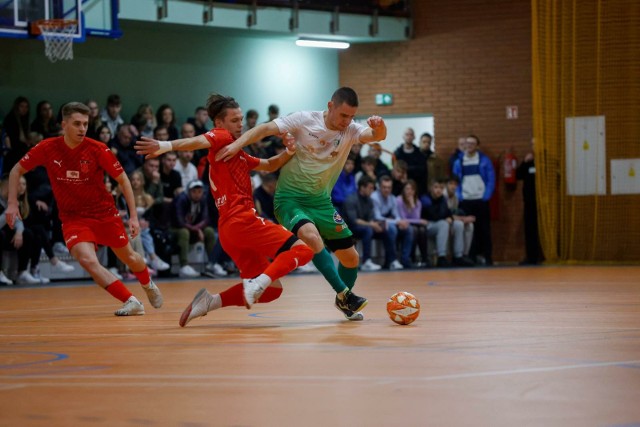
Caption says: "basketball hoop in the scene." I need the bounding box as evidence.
[33,19,78,63]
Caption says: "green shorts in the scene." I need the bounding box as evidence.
[274,193,352,242]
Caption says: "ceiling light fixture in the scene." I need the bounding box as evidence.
[295,38,350,49]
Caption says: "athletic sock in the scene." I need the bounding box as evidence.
[220,283,245,307]
[312,248,348,293]
[105,280,133,303]
[263,245,314,282]
[133,268,151,286]
[338,263,358,291]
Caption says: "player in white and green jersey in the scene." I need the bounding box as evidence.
[216,87,387,320]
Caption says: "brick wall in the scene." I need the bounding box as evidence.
[340,0,533,263]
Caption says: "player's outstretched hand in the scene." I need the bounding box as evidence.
[215,141,241,162]
[135,137,161,159]
[367,115,385,131]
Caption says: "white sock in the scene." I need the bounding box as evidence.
[252,273,272,289]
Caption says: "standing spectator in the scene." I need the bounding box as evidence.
[350,142,363,174]
[31,100,60,138]
[266,104,279,122]
[331,155,358,215]
[394,127,427,194]
[156,104,179,141]
[2,96,31,173]
[371,175,413,269]
[342,175,383,272]
[100,94,124,136]
[449,136,466,174]
[516,138,541,265]
[451,135,495,265]
[187,106,209,136]
[243,109,259,133]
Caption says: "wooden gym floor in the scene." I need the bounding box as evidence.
[1,265,639,427]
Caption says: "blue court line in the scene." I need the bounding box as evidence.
[0,351,68,369]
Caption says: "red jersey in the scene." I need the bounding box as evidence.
[20,136,123,222]
[204,128,260,222]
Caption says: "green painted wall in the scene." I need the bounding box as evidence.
[0,20,339,124]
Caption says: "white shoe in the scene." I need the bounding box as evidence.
[142,281,163,309]
[17,270,42,285]
[296,262,318,273]
[0,271,13,286]
[114,297,145,316]
[242,278,265,309]
[52,242,70,255]
[108,267,123,280]
[179,288,214,327]
[30,268,50,284]
[389,260,404,270]
[51,260,75,273]
[205,263,228,276]
[361,258,382,272]
[150,257,171,271]
[179,265,200,278]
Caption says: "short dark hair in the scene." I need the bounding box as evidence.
[206,94,240,122]
[331,87,359,108]
[246,109,259,119]
[467,134,480,145]
[358,175,376,189]
[62,102,90,119]
[268,104,279,115]
[106,94,121,106]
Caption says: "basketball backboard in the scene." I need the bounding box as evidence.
[0,0,82,39]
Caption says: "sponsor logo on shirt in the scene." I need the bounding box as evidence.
[80,160,90,173]
[333,211,344,224]
[308,132,319,139]
[66,170,80,179]
[215,194,227,208]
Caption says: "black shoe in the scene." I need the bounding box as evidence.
[453,256,475,267]
[436,256,451,268]
[335,290,368,318]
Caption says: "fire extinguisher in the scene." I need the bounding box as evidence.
[503,149,517,190]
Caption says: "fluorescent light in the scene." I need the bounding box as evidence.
[296,39,350,49]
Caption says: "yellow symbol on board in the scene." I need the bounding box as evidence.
[629,166,636,178]
[582,140,590,150]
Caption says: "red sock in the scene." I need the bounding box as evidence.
[220,283,244,307]
[105,280,133,302]
[263,245,314,281]
[133,268,150,286]
[259,284,283,303]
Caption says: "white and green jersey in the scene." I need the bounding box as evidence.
[274,111,366,199]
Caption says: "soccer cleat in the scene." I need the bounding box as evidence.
[142,281,163,309]
[335,290,368,319]
[179,288,213,327]
[243,278,265,309]
[114,297,145,316]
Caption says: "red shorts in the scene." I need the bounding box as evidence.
[219,210,295,279]
[62,214,129,251]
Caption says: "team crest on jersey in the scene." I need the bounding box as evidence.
[333,211,344,224]
[80,160,90,173]
[66,170,80,179]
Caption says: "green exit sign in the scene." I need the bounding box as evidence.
[375,93,393,106]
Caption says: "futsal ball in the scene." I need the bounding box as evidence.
[387,291,420,325]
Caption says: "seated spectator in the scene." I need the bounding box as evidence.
[396,180,429,267]
[160,151,183,201]
[355,155,378,186]
[331,155,357,215]
[390,159,409,196]
[187,106,209,136]
[156,104,179,140]
[253,173,278,223]
[367,143,392,178]
[170,180,216,278]
[110,123,142,175]
[153,125,170,142]
[372,175,413,269]
[174,150,198,190]
[85,99,102,139]
[444,176,475,261]
[2,96,31,174]
[31,100,60,138]
[100,94,124,136]
[421,179,475,267]
[342,176,383,272]
[130,104,157,139]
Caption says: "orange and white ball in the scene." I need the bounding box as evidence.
[387,292,420,325]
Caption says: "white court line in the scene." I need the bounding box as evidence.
[2,359,639,388]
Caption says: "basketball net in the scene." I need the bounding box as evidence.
[37,20,77,63]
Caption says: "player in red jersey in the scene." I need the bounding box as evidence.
[135,94,316,327]
[5,102,163,316]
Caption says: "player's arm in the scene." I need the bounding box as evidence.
[254,133,296,173]
[216,121,281,162]
[135,135,211,159]
[359,115,387,144]
[5,163,28,229]
[114,171,141,239]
